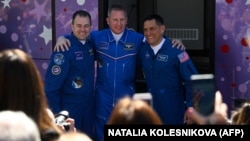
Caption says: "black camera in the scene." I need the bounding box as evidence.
[55,111,70,131]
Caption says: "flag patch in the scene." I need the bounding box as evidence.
[178,52,189,63]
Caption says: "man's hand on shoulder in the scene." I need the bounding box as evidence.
[53,36,71,52]
[172,39,185,50]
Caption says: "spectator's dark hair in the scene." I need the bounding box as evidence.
[0,49,62,138]
[72,10,92,25]
[107,4,127,17]
[108,97,163,125]
[143,14,165,26]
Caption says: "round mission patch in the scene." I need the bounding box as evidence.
[54,53,64,65]
[51,65,61,75]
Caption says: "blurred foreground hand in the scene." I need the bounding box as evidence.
[186,91,228,125]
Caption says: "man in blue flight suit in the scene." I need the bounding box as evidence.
[138,14,198,124]
[44,10,95,138]
[91,4,144,141]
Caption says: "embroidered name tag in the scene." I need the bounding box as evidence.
[99,42,109,50]
[75,51,83,60]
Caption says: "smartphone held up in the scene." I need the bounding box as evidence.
[190,74,216,116]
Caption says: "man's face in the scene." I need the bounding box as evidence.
[71,15,91,40]
[106,10,127,34]
[143,19,165,46]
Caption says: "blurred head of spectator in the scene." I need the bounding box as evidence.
[229,110,240,125]
[0,49,62,140]
[236,102,250,125]
[56,132,92,141]
[108,96,162,125]
[0,110,41,141]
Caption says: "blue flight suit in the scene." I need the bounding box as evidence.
[44,34,95,137]
[91,28,144,141]
[138,38,198,124]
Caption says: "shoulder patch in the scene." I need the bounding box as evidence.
[178,52,190,63]
[53,53,64,65]
[51,65,61,75]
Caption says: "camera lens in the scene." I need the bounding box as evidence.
[63,123,70,131]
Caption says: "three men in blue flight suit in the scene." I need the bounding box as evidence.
[52,4,187,141]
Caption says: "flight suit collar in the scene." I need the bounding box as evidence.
[107,28,128,43]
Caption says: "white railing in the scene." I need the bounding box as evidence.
[165,28,199,40]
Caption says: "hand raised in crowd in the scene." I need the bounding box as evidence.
[186,91,228,125]
[47,109,76,132]
[56,117,76,132]
[192,89,205,113]
[184,90,204,125]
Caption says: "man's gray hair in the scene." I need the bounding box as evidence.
[0,110,41,141]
